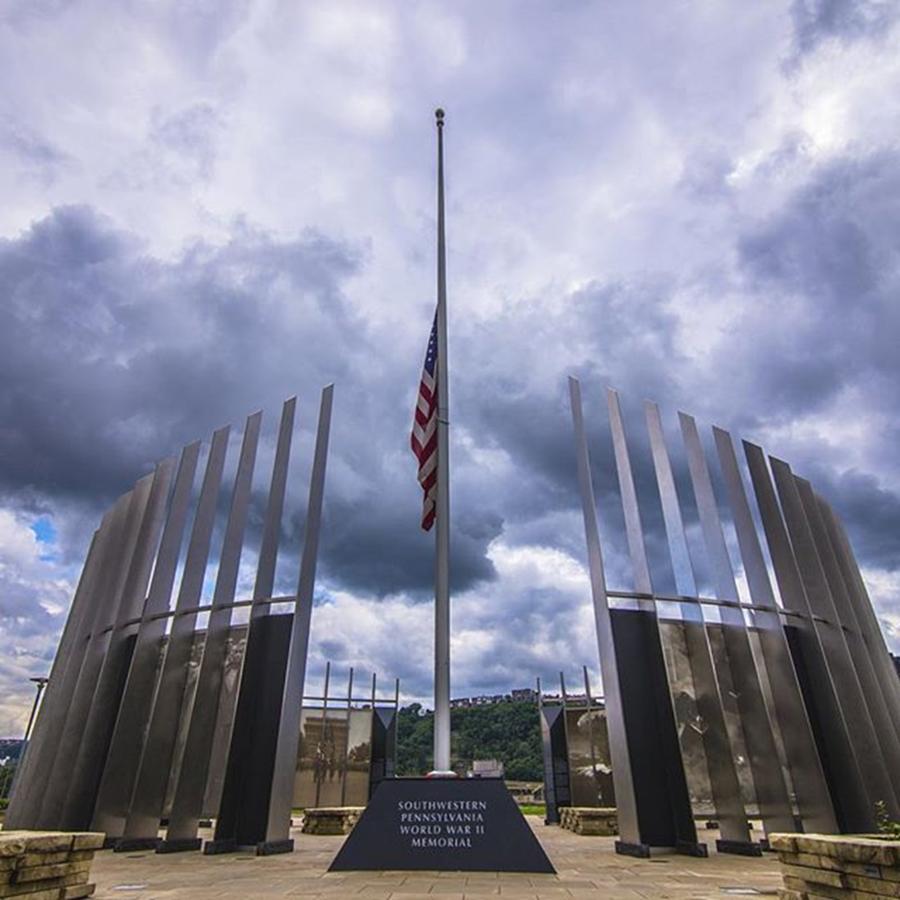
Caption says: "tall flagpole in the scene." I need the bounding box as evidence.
[433,107,452,774]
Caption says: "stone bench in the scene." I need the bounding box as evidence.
[300,808,364,836]
[0,831,104,899]
[771,832,900,899]
[558,807,618,836]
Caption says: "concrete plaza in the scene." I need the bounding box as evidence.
[87,820,783,899]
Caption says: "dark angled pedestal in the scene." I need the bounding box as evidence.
[329,778,555,873]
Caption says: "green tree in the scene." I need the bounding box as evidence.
[396,700,542,780]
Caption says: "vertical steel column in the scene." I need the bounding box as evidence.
[340,667,354,806]
[93,441,201,839]
[63,458,177,830]
[582,666,600,803]
[4,517,109,828]
[252,397,296,620]
[679,413,795,835]
[163,411,262,848]
[574,381,702,854]
[568,378,641,848]
[39,474,155,828]
[559,671,570,769]
[744,442,868,830]
[263,384,333,850]
[315,662,332,808]
[643,402,753,848]
[796,479,900,799]
[767,453,885,828]
[713,428,836,833]
[123,425,231,843]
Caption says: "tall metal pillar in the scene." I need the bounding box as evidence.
[251,397,296,621]
[162,411,262,849]
[643,402,754,850]
[747,446,871,831]
[262,384,334,852]
[62,458,177,830]
[771,457,897,819]
[92,441,201,839]
[713,428,836,833]
[679,413,795,836]
[796,481,900,799]
[38,476,156,828]
[569,379,702,857]
[820,501,900,743]
[122,425,231,844]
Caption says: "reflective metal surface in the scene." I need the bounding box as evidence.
[63,458,177,830]
[92,441,202,837]
[165,411,262,842]
[252,397,296,620]
[713,428,836,833]
[39,475,155,827]
[264,384,333,845]
[8,390,337,852]
[744,442,870,831]
[679,413,794,835]
[645,403,750,844]
[122,426,230,841]
[771,456,896,821]
[570,384,898,846]
[796,477,900,804]
[569,378,641,846]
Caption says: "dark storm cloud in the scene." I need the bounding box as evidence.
[790,0,897,56]
[0,205,504,598]
[0,205,356,498]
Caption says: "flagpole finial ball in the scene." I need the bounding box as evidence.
[435,108,445,125]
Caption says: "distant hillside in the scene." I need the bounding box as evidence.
[0,740,23,764]
[396,700,542,780]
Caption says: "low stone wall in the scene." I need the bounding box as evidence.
[301,808,364,836]
[558,807,617,836]
[771,833,900,899]
[0,831,104,899]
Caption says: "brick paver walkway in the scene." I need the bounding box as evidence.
[89,820,783,899]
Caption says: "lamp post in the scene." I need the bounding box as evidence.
[24,677,49,742]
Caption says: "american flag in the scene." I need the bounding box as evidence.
[411,312,439,531]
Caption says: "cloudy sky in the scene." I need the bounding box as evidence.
[2,0,899,735]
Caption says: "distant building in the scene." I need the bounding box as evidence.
[449,689,537,709]
[468,759,504,779]
[511,688,538,703]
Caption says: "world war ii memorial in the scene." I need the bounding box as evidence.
[2,4,900,900]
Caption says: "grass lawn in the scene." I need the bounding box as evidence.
[516,804,546,817]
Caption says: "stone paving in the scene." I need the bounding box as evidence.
[88,821,783,899]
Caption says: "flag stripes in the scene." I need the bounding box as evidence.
[411,313,439,531]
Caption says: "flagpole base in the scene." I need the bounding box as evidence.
[425,770,459,779]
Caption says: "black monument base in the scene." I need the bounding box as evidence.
[156,838,202,854]
[614,840,708,858]
[202,838,238,855]
[113,837,161,853]
[329,778,555,873]
[614,841,650,858]
[716,839,763,857]
[256,839,294,856]
[676,840,709,857]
